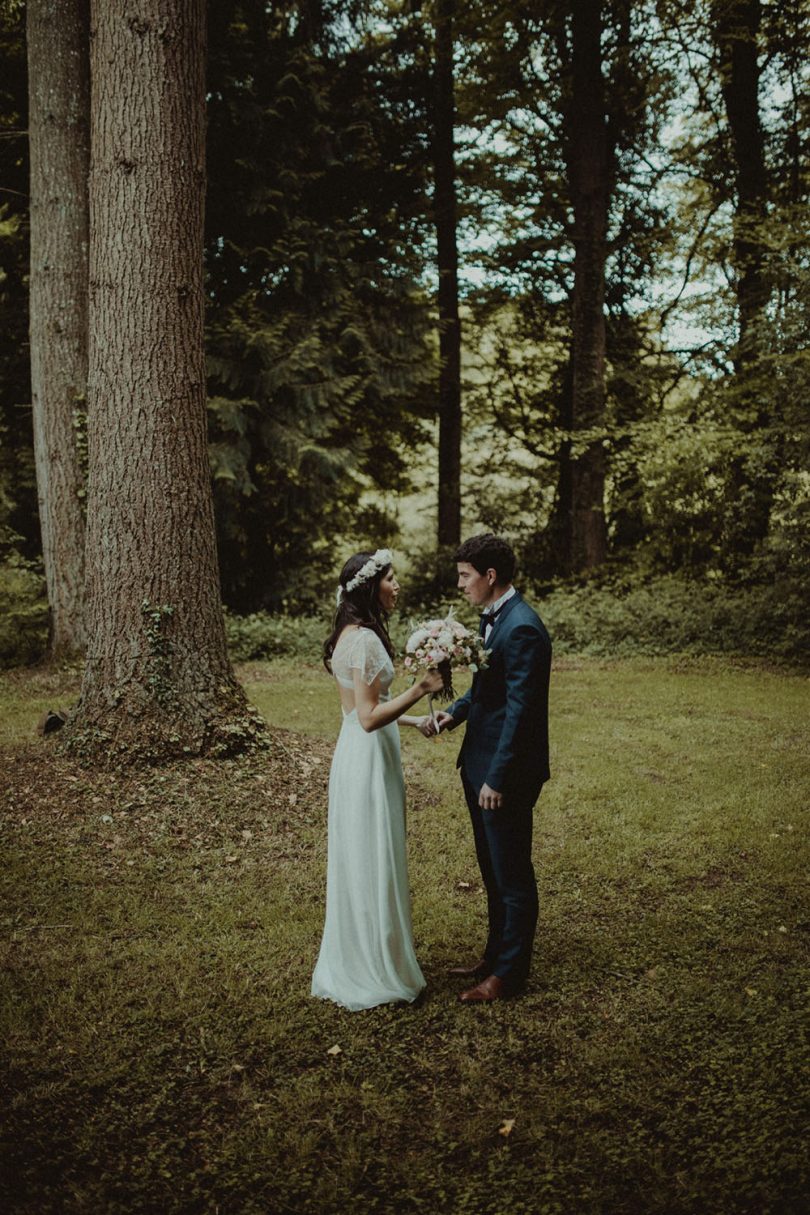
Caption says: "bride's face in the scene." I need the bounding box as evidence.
[377,567,399,612]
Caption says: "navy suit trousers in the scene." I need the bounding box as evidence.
[462,773,541,989]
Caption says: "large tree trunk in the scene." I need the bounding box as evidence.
[434,0,461,556]
[65,0,262,762]
[558,0,609,575]
[27,0,89,657]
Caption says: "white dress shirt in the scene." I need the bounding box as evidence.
[482,585,516,644]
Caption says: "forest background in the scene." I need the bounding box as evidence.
[1,0,809,670]
[1,4,808,1210]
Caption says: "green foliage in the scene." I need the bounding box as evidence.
[2,0,806,655]
[537,571,810,664]
[223,609,329,662]
[71,400,88,507]
[140,600,176,705]
[452,2,684,579]
[0,556,48,668]
[205,2,436,611]
[454,0,810,604]
[222,604,472,666]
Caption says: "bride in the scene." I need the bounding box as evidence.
[311,548,443,1011]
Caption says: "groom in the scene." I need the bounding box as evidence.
[430,534,551,1003]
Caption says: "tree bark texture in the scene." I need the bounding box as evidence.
[27,0,89,656]
[559,0,609,574]
[434,0,462,555]
[68,0,260,761]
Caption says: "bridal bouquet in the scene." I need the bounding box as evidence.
[404,609,489,705]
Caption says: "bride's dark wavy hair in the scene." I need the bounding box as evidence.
[323,551,396,672]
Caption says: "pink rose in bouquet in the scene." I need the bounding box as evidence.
[404,609,489,707]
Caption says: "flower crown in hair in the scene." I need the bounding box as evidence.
[336,548,393,605]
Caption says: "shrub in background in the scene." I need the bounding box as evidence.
[2,569,806,673]
[223,610,330,663]
[536,573,809,663]
[0,558,48,668]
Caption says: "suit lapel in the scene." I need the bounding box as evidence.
[472,592,522,702]
[486,590,522,649]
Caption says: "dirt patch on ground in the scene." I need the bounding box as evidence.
[1,729,334,852]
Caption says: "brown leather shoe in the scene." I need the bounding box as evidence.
[458,974,505,1003]
[447,957,489,977]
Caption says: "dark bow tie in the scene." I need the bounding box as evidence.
[480,604,505,630]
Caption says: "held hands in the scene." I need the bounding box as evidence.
[418,709,454,738]
[413,670,446,739]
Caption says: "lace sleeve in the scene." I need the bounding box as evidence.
[344,628,391,686]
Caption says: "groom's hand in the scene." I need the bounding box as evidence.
[479,783,503,810]
[417,711,453,738]
[432,711,454,735]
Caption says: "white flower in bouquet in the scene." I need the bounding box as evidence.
[404,609,490,707]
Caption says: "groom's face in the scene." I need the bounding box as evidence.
[457,562,497,607]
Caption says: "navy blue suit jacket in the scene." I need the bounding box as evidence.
[447,592,551,798]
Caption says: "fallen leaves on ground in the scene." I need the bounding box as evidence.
[0,729,333,882]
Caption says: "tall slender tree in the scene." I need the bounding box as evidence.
[457,0,648,578]
[558,0,610,572]
[713,0,768,366]
[433,0,462,556]
[0,4,39,569]
[26,0,89,656]
[712,0,774,555]
[66,0,261,759]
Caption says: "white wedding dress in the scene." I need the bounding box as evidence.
[311,627,426,1011]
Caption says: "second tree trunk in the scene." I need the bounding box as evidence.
[27,0,90,656]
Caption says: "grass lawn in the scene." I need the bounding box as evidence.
[1,657,808,1214]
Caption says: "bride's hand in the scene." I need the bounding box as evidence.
[416,710,453,737]
[419,668,445,695]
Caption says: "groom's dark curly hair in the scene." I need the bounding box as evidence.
[454,534,517,584]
